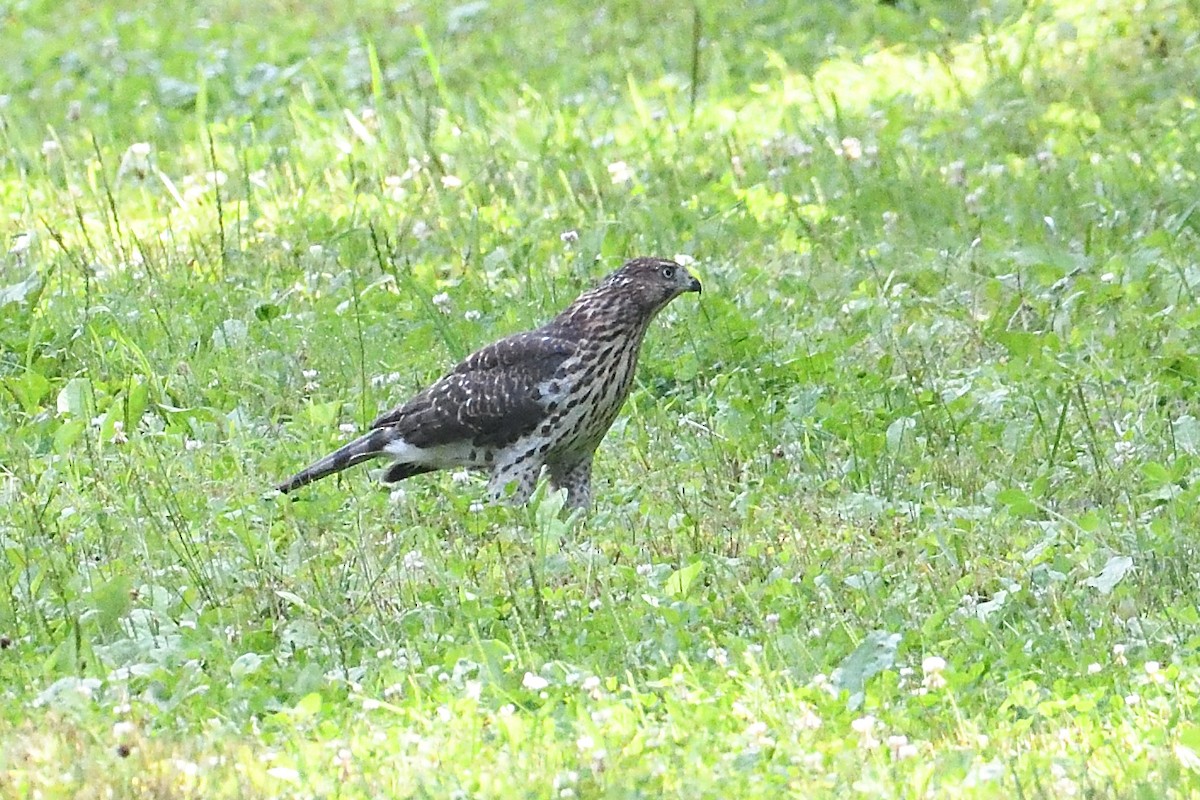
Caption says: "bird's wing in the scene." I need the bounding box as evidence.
[370,331,577,449]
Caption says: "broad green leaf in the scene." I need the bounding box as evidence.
[996,487,1037,517]
[1176,723,1200,772]
[99,397,126,444]
[0,271,41,306]
[230,652,264,679]
[834,630,901,709]
[53,419,86,453]
[90,575,133,629]
[56,377,93,418]
[293,692,322,719]
[975,590,1009,621]
[1175,415,1200,455]
[254,302,283,322]
[7,371,51,413]
[885,416,916,451]
[995,331,1045,359]
[1140,462,1171,485]
[127,376,150,423]
[307,401,341,428]
[1083,556,1134,595]
[666,560,705,598]
[213,318,248,349]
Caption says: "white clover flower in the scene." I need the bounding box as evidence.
[943,160,966,186]
[745,721,769,738]
[267,766,300,783]
[965,187,986,215]
[851,715,880,749]
[922,655,947,674]
[522,672,550,691]
[607,161,634,184]
[401,550,426,574]
[922,655,948,690]
[794,703,821,730]
[851,715,877,735]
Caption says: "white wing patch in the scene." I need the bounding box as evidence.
[384,438,479,469]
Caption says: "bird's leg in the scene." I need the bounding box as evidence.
[548,454,594,510]
[487,458,543,505]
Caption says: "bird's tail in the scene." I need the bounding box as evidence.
[276,428,393,494]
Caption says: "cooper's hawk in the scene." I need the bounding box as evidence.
[276,257,701,508]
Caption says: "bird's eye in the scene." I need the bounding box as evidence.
[660,265,676,280]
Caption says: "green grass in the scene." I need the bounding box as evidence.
[3,0,1200,796]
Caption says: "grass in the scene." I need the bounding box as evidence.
[3,0,1200,796]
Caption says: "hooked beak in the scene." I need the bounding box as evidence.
[685,273,702,295]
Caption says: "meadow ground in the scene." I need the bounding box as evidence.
[3,0,1200,796]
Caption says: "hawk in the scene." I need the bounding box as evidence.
[276,257,702,508]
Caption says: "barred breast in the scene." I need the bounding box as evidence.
[538,334,644,459]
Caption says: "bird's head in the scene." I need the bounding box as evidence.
[602,257,702,316]
[554,256,702,334]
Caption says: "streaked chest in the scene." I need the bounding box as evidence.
[535,336,644,454]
